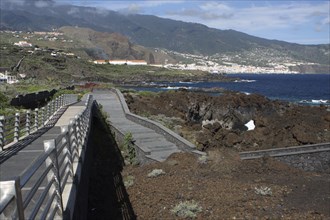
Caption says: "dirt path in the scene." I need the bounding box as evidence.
[123,151,330,219]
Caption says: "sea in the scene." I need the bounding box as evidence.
[129,74,330,105]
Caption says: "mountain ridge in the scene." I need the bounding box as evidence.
[0,3,329,67]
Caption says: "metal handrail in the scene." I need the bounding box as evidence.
[0,94,94,219]
[0,94,78,150]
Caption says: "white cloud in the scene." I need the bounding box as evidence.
[84,0,184,14]
[164,1,330,32]
[34,1,50,8]
[118,3,143,15]
[200,2,232,12]
[322,15,330,25]
[288,37,330,44]
[67,7,79,15]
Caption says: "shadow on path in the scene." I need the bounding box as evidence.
[87,108,136,220]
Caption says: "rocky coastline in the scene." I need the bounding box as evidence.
[122,89,330,219]
[115,73,238,88]
[125,89,330,152]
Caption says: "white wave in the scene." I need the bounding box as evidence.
[178,81,195,84]
[312,99,328,104]
[234,79,256,83]
[299,99,329,105]
[163,86,192,90]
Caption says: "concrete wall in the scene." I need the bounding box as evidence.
[70,104,95,220]
[240,143,330,173]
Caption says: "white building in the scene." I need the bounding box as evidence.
[126,60,147,66]
[0,72,18,84]
[109,60,148,65]
[14,41,32,47]
[93,60,108,64]
[109,60,127,65]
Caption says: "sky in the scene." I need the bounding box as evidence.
[4,0,330,44]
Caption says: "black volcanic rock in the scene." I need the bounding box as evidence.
[126,90,330,151]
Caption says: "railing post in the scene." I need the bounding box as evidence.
[58,95,62,108]
[75,115,82,149]
[46,103,50,121]
[68,119,79,162]
[52,100,55,116]
[44,139,64,218]
[0,177,25,220]
[61,126,74,177]
[0,115,4,151]
[50,101,53,116]
[26,110,31,135]
[14,113,20,142]
[41,107,45,126]
[34,108,39,130]
[55,97,59,112]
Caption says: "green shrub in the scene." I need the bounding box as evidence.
[124,175,135,188]
[123,132,136,164]
[147,169,165,178]
[171,200,202,218]
[254,186,272,196]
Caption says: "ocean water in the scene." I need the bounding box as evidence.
[130,74,330,105]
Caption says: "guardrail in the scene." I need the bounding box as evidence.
[0,94,94,219]
[112,89,204,156]
[239,142,330,160]
[0,94,77,151]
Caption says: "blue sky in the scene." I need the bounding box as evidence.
[6,0,330,44]
[67,0,330,45]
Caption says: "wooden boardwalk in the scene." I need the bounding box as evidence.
[92,90,181,162]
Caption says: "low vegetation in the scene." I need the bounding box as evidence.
[171,200,202,218]
[147,169,165,178]
[254,186,273,196]
[123,175,135,188]
[122,132,136,165]
[1,32,212,88]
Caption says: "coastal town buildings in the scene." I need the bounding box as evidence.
[109,60,127,65]
[94,60,148,65]
[2,30,316,74]
[0,72,18,84]
[93,60,108,64]
[14,41,32,47]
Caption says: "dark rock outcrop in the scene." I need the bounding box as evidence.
[126,90,330,151]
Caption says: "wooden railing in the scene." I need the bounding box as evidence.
[0,95,94,219]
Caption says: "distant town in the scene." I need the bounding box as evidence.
[0,29,321,85]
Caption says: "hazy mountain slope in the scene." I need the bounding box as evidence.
[0,3,329,65]
[59,26,148,61]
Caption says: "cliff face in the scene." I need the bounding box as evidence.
[125,90,330,151]
[59,26,174,64]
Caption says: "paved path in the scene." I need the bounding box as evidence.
[0,97,85,218]
[92,90,181,162]
[0,102,85,180]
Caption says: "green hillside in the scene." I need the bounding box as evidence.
[0,4,329,66]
